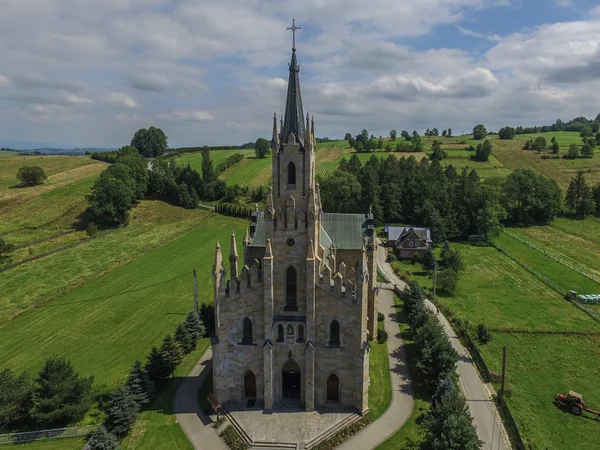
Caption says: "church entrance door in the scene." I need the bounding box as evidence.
[282,359,301,399]
[244,370,256,398]
[327,374,340,402]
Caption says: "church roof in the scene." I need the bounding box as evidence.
[281,48,305,148]
[248,212,367,251]
[321,213,367,250]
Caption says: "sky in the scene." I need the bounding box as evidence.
[1,0,600,148]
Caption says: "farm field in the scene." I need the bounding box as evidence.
[390,242,600,449]
[488,131,600,189]
[0,210,246,392]
[175,149,271,188]
[0,201,221,325]
[494,232,600,296]
[508,223,600,278]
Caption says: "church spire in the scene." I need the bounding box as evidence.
[282,18,305,148]
[272,111,279,147]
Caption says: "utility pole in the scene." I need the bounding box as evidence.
[499,345,507,399]
[433,262,438,299]
[193,269,198,313]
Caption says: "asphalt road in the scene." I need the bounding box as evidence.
[376,244,510,450]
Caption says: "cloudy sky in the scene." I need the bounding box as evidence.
[1,0,600,148]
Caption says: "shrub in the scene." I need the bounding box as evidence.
[219,425,249,450]
[86,222,98,237]
[377,329,388,344]
[17,166,47,186]
[87,425,120,450]
[438,269,458,295]
[387,253,397,262]
[477,324,491,344]
[411,253,420,265]
[0,236,16,265]
[377,312,385,322]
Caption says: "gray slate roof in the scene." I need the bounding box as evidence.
[248,212,367,251]
[387,226,431,243]
[321,213,367,250]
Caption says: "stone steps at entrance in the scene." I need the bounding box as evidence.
[303,411,362,450]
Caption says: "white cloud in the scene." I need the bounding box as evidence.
[107,93,140,109]
[159,110,214,123]
[457,26,502,42]
[63,92,91,104]
[0,75,11,87]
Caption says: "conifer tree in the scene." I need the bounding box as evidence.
[145,347,171,387]
[175,323,196,354]
[126,361,154,406]
[0,368,33,430]
[105,386,138,437]
[160,335,183,378]
[565,171,596,217]
[183,310,206,339]
[87,425,120,450]
[440,241,451,263]
[422,247,436,273]
[32,357,93,426]
[424,378,482,449]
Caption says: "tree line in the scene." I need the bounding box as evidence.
[402,280,482,449]
[86,127,261,227]
[320,154,600,240]
[320,154,505,241]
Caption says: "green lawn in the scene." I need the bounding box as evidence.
[7,438,87,449]
[176,149,254,173]
[494,232,600,295]
[367,320,392,421]
[0,211,246,392]
[122,340,210,450]
[376,296,428,450]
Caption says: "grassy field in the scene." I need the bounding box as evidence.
[486,131,600,189]
[0,210,246,392]
[0,202,226,325]
[367,320,392,421]
[391,242,600,450]
[175,149,271,188]
[494,232,600,296]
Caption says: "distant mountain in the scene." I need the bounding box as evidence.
[0,139,116,155]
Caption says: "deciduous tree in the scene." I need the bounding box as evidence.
[131,126,168,158]
[255,138,270,158]
[389,129,397,140]
[17,166,47,186]
[472,124,487,140]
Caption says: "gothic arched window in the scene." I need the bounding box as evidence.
[242,317,252,344]
[297,324,305,342]
[288,161,296,185]
[285,266,297,310]
[329,320,340,346]
[277,324,284,342]
[286,324,294,336]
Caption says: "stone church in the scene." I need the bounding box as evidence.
[211,38,378,414]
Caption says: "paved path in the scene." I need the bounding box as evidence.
[173,348,227,450]
[338,288,414,450]
[376,245,510,450]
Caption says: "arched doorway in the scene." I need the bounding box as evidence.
[282,359,301,399]
[327,374,340,402]
[244,370,256,398]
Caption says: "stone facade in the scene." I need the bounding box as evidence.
[211,44,377,414]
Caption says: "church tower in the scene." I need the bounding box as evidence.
[211,19,375,416]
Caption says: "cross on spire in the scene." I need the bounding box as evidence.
[287,18,301,50]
